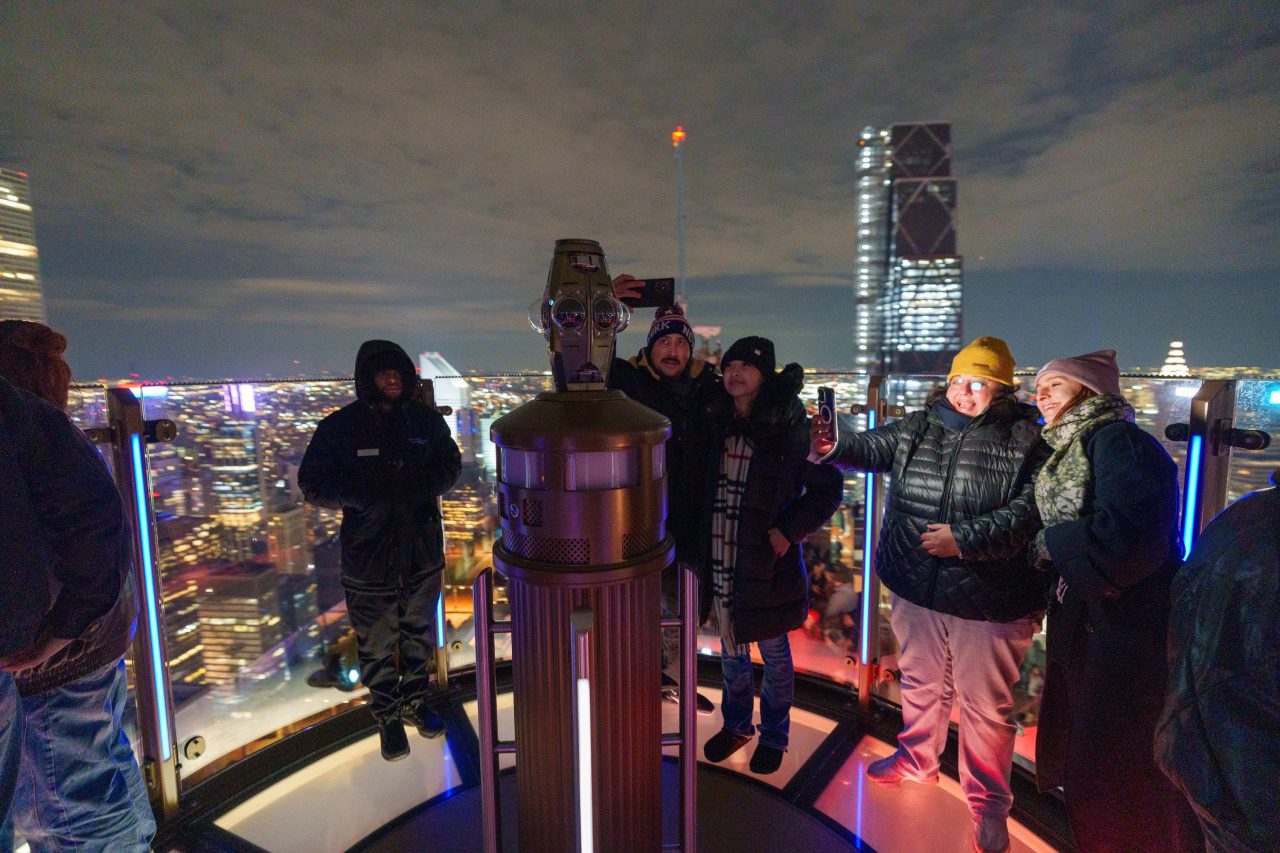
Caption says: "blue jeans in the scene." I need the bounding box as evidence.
[1,672,19,850]
[1,660,155,852]
[719,633,795,750]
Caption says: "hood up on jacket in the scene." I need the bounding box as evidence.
[354,339,419,405]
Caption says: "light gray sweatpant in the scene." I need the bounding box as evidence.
[888,593,1039,821]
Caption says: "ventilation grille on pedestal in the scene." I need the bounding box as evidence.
[521,498,543,527]
[501,530,590,565]
[622,528,661,559]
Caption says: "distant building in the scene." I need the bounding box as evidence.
[265,504,309,575]
[0,167,44,322]
[196,561,284,688]
[853,124,963,375]
[1160,341,1191,377]
[201,418,264,561]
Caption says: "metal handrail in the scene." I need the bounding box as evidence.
[473,568,513,853]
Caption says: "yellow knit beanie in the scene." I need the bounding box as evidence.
[948,336,1015,386]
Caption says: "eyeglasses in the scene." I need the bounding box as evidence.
[949,378,992,392]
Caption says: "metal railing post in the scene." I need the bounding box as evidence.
[434,497,449,693]
[1182,380,1237,556]
[473,568,514,853]
[854,375,891,711]
[678,566,698,853]
[103,387,180,821]
[659,565,700,852]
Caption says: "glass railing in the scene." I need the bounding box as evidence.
[63,371,1276,797]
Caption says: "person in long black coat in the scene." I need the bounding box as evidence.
[696,338,842,775]
[1031,350,1201,852]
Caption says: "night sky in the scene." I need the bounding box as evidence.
[2,2,1277,380]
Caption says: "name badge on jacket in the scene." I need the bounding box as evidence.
[357,448,380,457]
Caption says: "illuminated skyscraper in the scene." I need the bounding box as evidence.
[853,123,963,374]
[0,168,45,322]
[202,417,264,561]
[197,562,284,688]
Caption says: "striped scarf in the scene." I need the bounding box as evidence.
[710,433,753,655]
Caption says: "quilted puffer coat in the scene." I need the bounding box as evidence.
[829,395,1049,622]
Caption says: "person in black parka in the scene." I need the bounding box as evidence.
[811,336,1049,853]
[1156,470,1280,853]
[298,339,461,761]
[1031,350,1201,852]
[697,338,842,775]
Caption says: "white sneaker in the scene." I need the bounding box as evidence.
[971,816,1010,853]
[865,752,939,788]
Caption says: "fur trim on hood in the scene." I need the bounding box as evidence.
[630,348,710,383]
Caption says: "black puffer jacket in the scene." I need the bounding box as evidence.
[696,364,843,643]
[829,395,1049,622]
[609,350,720,563]
[298,341,462,589]
[0,377,136,696]
[1156,477,1280,852]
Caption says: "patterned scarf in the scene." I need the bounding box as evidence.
[710,433,753,655]
[1035,393,1135,599]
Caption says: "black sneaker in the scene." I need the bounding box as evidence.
[402,705,447,739]
[703,728,752,763]
[379,719,410,761]
[749,743,784,774]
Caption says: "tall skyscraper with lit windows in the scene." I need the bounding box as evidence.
[853,123,963,374]
[0,167,45,322]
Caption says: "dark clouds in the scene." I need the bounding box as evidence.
[1,1,1277,379]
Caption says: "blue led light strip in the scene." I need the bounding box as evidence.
[131,433,171,761]
[436,589,446,648]
[1181,434,1202,560]
[860,410,876,667]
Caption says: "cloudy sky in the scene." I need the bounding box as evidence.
[2,2,1277,380]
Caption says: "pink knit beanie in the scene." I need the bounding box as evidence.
[1035,349,1121,396]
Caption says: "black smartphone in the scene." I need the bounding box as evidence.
[817,386,838,445]
[619,277,676,309]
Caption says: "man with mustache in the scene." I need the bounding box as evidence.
[611,277,719,714]
[299,339,461,761]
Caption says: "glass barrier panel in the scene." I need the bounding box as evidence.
[61,367,1255,792]
[69,375,554,782]
[1227,379,1280,504]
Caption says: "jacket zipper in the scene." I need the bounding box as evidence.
[926,415,980,608]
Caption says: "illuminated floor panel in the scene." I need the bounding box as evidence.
[814,736,1062,853]
[214,727,462,853]
[660,687,838,789]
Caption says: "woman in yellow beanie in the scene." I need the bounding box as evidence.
[811,336,1049,853]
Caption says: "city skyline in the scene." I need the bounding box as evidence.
[2,3,1278,379]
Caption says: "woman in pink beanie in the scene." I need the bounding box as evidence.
[1030,350,1201,851]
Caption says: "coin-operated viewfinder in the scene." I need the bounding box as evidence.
[527,239,629,391]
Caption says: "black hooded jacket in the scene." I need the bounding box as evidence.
[694,364,843,643]
[298,340,461,588]
[828,395,1049,622]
